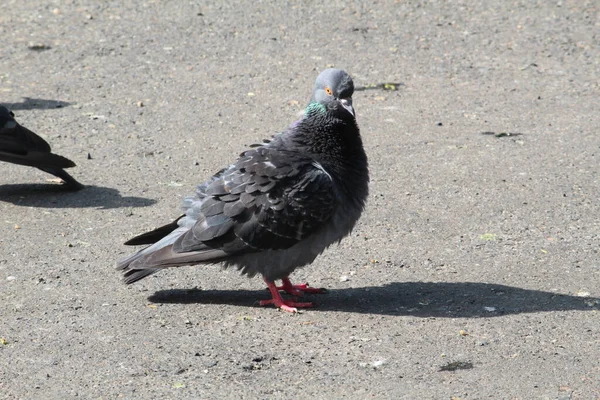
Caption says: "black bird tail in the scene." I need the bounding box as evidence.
[38,166,84,190]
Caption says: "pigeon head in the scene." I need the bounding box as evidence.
[307,68,355,119]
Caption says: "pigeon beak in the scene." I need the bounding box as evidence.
[340,97,355,117]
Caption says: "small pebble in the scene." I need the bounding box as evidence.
[28,43,52,51]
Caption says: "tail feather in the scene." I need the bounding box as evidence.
[118,245,227,285]
[0,150,83,189]
[38,166,84,190]
[117,226,189,270]
[118,225,227,284]
[0,149,76,169]
[124,217,183,245]
[122,268,160,284]
[30,150,77,169]
[128,244,227,270]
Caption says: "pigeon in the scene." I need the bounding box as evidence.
[0,106,83,189]
[117,69,369,312]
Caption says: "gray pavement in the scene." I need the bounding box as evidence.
[1,1,599,399]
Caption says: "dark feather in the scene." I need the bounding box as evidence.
[0,106,83,189]
[123,268,160,284]
[124,216,184,245]
[118,68,369,288]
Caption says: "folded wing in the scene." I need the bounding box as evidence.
[118,145,337,282]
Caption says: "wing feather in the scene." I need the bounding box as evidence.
[119,144,338,278]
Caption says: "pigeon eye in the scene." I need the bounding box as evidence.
[325,86,333,96]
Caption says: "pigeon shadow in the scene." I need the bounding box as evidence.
[0,184,156,209]
[148,281,599,317]
[1,98,72,111]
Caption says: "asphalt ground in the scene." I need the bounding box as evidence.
[1,1,599,399]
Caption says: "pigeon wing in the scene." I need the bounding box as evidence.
[172,146,338,256]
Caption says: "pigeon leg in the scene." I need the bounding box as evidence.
[276,277,327,296]
[259,279,314,312]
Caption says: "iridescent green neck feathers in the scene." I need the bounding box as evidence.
[305,102,326,115]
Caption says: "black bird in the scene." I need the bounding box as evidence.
[118,69,369,312]
[0,106,83,189]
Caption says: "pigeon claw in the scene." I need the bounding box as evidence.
[276,277,327,296]
[259,298,314,313]
[262,278,317,312]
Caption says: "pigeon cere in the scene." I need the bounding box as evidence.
[118,69,369,312]
[0,106,83,190]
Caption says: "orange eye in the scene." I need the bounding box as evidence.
[325,86,333,96]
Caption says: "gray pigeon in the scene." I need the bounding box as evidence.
[0,106,83,189]
[117,69,369,312]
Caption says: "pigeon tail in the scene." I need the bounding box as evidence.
[117,226,190,274]
[122,268,160,284]
[38,166,84,190]
[124,217,183,245]
[117,224,230,284]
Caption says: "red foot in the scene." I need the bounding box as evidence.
[259,298,314,313]
[276,277,327,296]
[260,278,324,312]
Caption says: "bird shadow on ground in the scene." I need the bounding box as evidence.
[1,98,72,111]
[0,184,156,209]
[148,281,599,318]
